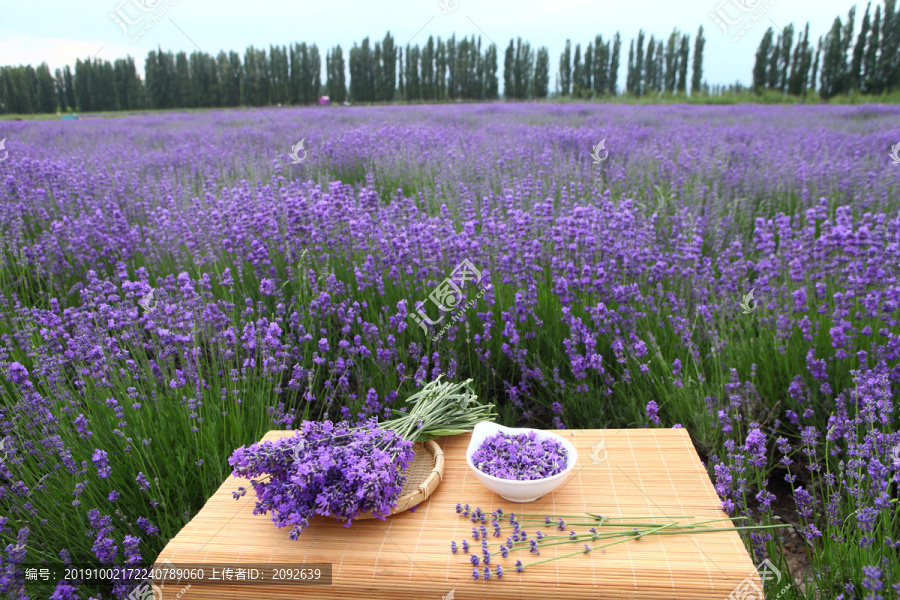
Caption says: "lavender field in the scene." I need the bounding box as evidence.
[1,102,899,599]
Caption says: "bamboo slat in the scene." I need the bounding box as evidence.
[156,429,763,599]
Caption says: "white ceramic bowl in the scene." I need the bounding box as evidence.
[466,421,577,503]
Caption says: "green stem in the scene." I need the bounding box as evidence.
[518,522,679,571]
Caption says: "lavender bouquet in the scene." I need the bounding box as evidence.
[229,377,496,539]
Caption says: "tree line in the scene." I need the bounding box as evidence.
[752,0,900,98]
[0,28,698,115]
[1,1,898,114]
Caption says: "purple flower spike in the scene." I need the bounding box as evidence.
[496,565,503,579]
[451,541,457,553]
[472,567,479,580]
[462,540,469,553]
[483,565,491,580]
[470,554,480,566]
[515,560,524,573]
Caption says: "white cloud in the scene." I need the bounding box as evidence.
[0,36,139,73]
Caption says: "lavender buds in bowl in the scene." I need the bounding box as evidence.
[466,422,577,502]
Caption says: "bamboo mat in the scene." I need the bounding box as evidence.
[156,429,762,599]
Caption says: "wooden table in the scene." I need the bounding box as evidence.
[156,428,762,599]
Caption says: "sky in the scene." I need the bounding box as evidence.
[0,0,865,91]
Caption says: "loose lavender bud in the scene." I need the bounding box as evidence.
[472,431,568,480]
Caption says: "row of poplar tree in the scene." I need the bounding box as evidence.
[0,28,704,115]
[2,1,898,115]
[752,1,900,98]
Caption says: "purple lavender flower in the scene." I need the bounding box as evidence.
[645,400,660,425]
[744,428,767,467]
[471,430,567,480]
[91,449,110,478]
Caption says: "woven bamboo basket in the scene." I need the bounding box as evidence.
[354,439,444,519]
